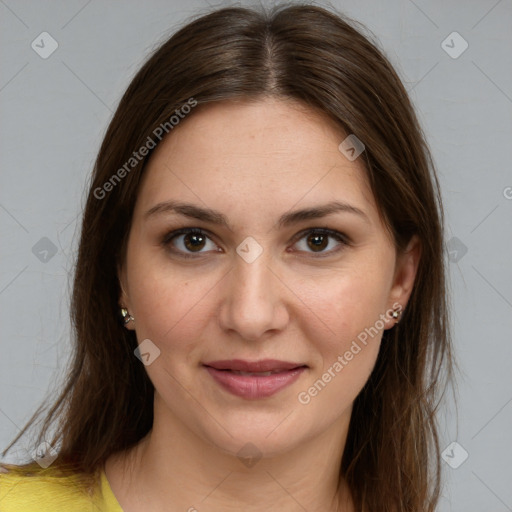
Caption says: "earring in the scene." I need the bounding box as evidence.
[120,307,135,325]
[391,309,402,323]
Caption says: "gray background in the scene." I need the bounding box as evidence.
[1,0,511,510]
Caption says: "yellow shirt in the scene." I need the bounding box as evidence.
[0,468,123,511]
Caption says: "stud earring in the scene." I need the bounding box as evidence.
[391,309,402,323]
[120,307,135,325]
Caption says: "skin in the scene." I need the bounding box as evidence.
[106,97,421,512]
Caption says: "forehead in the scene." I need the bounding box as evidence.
[135,98,376,224]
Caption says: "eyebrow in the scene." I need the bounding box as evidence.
[144,200,370,229]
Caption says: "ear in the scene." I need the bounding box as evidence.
[118,262,135,331]
[385,235,421,329]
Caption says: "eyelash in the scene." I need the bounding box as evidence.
[161,227,350,259]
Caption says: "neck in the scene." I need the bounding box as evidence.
[106,400,354,511]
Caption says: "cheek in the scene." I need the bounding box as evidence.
[127,230,394,361]
[132,275,208,342]
[296,263,392,348]
[127,257,217,353]
[295,312,383,416]
[292,261,391,404]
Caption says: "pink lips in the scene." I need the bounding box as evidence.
[203,359,307,399]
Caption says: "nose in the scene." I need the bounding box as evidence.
[218,250,289,341]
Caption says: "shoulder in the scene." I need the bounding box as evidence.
[0,465,118,512]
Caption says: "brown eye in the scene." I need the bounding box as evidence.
[183,232,207,252]
[162,227,348,259]
[162,228,218,257]
[293,228,348,256]
[306,233,329,252]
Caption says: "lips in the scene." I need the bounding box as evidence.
[224,369,284,376]
[203,359,307,399]
[204,359,305,373]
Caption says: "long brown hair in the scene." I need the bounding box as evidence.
[2,4,453,511]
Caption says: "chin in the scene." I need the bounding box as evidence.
[193,411,312,461]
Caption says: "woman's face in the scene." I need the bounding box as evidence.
[119,98,419,458]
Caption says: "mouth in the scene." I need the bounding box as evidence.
[216,369,292,376]
[202,359,308,399]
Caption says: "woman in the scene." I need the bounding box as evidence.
[0,4,452,511]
